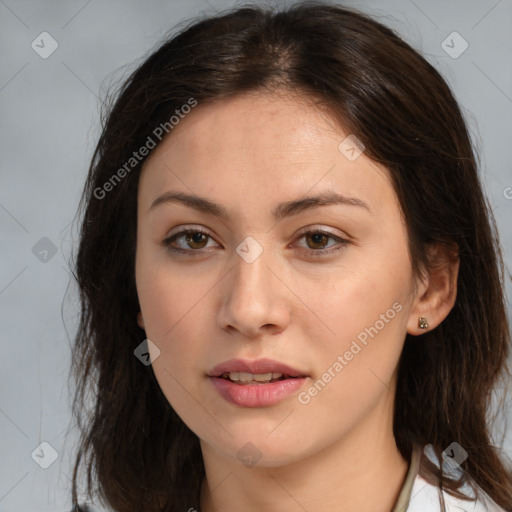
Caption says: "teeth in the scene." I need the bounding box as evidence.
[223,371,284,382]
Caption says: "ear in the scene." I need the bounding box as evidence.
[137,312,145,330]
[406,242,459,336]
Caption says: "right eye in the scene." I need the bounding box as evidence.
[161,227,219,256]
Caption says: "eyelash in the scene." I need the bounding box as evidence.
[161,227,349,257]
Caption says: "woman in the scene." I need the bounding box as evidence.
[69,2,512,511]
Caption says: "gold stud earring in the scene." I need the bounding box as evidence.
[418,317,429,330]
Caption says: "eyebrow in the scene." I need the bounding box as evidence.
[149,190,371,221]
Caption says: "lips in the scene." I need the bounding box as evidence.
[207,358,309,407]
[208,358,308,378]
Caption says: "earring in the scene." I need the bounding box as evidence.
[418,317,429,330]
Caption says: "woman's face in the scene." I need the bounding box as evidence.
[135,91,421,467]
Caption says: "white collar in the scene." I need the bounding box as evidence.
[404,465,506,511]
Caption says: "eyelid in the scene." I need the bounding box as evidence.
[165,224,348,241]
[293,224,348,239]
[165,224,216,240]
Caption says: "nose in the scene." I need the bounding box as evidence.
[217,244,291,339]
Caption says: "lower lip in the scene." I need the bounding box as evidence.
[209,376,308,407]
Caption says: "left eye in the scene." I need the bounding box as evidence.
[295,230,347,254]
[162,228,348,256]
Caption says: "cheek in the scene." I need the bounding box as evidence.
[295,242,411,401]
[296,245,410,345]
[305,280,406,390]
[136,244,214,340]
[289,284,407,455]
[136,259,210,419]
[137,288,204,375]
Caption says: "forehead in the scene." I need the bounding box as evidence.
[138,91,397,217]
[150,91,337,161]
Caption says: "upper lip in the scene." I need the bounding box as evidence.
[208,358,308,378]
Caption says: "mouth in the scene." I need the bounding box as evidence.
[207,358,309,407]
[216,371,305,385]
[208,357,308,381]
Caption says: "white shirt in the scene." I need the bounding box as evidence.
[405,473,506,511]
[393,444,506,512]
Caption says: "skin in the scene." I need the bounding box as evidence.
[135,91,459,512]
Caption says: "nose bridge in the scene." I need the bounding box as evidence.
[218,234,289,335]
[230,234,274,300]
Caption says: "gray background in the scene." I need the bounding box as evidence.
[1,0,511,510]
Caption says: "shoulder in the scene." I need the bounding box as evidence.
[405,473,506,512]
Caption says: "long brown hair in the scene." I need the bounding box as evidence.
[69,2,512,510]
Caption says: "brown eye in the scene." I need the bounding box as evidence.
[185,231,209,249]
[295,229,349,256]
[305,232,330,250]
[162,227,348,258]
[162,228,217,255]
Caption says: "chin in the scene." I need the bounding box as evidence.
[206,432,311,469]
